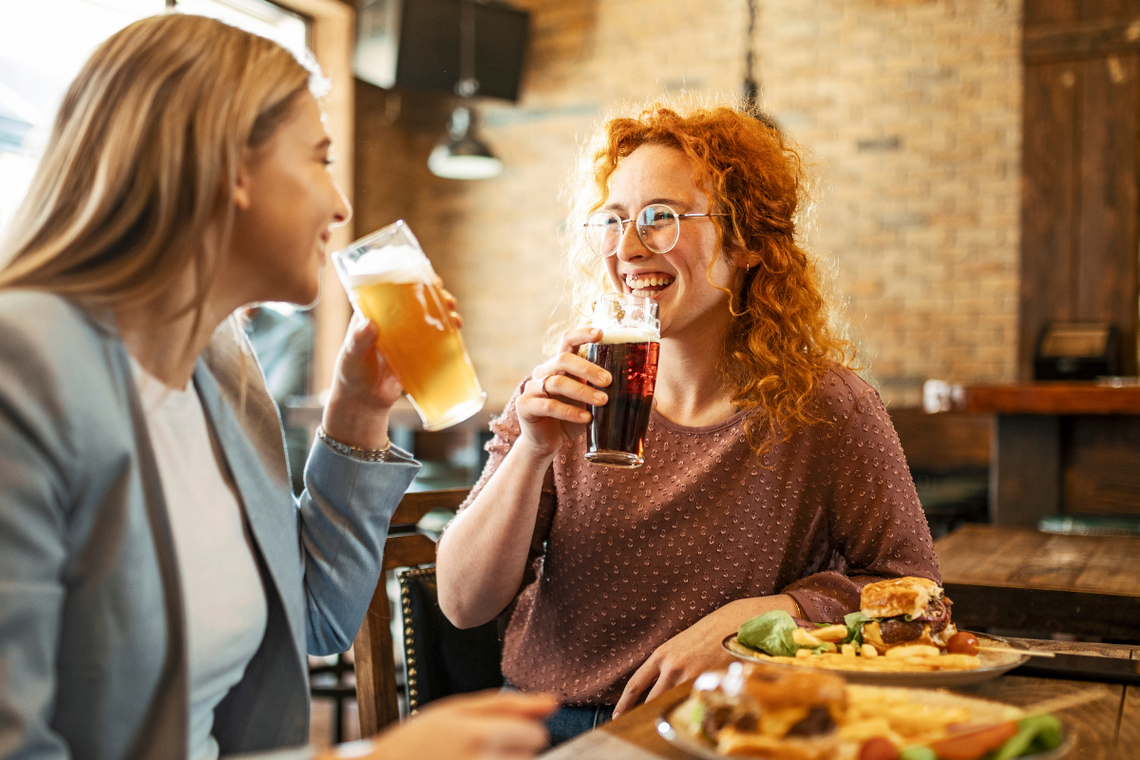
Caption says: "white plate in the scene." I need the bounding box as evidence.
[722,632,1029,687]
[656,688,1075,760]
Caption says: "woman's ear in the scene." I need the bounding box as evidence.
[232,155,253,212]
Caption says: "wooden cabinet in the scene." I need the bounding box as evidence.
[1019,1,1140,380]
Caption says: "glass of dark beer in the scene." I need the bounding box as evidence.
[584,294,661,468]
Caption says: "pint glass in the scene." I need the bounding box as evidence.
[585,294,661,468]
[331,221,486,431]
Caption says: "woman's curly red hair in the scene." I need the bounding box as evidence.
[564,98,854,453]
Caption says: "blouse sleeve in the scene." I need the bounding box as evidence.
[782,378,941,623]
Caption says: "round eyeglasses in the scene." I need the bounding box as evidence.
[583,203,729,257]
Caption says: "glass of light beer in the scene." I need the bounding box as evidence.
[584,294,661,468]
[331,221,486,431]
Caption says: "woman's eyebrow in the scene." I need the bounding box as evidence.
[602,197,690,214]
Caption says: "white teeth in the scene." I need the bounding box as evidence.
[627,274,674,289]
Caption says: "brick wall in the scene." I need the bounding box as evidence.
[354,0,1022,409]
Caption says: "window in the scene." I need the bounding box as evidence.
[0,0,311,240]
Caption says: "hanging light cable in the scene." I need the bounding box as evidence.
[428,0,503,180]
[742,0,761,108]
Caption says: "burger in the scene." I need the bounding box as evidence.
[689,662,847,759]
[859,576,956,652]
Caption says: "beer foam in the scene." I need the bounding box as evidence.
[599,326,659,344]
[345,244,434,287]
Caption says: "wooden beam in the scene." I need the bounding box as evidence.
[1024,17,1140,62]
[276,0,356,395]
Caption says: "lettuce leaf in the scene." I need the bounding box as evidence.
[843,611,874,645]
[737,610,799,657]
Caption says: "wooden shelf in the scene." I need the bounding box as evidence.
[955,383,1140,415]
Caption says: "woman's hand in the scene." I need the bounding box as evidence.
[612,595,802,718]
[320,315,402,450]
[514,327,611,461]
[323,691,558,760]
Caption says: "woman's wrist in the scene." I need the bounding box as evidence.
[320,396,391,451]
[317,425,393,462]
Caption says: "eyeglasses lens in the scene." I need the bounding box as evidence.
[585,213,622,256]
[585,204,680,256]
[636,205,679,254]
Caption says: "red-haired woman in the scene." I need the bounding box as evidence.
[435,99,939,744]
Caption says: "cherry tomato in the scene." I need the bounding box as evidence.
[859,736,900,760]
[929,722,1018,760]
[946,631,980,655]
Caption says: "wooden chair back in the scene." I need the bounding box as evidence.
[353,487,471,737]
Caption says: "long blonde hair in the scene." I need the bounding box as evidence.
[563,96,854,453]
[0,14,322,330]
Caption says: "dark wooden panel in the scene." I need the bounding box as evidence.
[1020,62,1080,381]
[1077,53,1140,376]
[382,533,438,571]
[991,415,1061,526]
[888,408,992,473]
[1024,18,1140,62]
[1079,0,1140,23]
[1063,417,1140,515]
[945,583,1140,640]
[1024,0,1080,29]
[1027,0,1140,29]
[391,487,472,527]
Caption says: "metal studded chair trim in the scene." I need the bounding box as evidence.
[398,564,437,714]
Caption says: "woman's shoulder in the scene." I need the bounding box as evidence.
[811,365,885,418]
[0,290,113,367]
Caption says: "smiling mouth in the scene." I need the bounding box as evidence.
[625,273,675,297]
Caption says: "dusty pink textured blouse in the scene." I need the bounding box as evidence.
[455,367,939,705]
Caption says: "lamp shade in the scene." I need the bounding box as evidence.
[428,105,503,180]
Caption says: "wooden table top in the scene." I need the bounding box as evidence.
[541,639,1139,760]
[952,382,1140,415]
[936,525,1140,597]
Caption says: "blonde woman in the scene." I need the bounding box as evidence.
[0,14,553,760]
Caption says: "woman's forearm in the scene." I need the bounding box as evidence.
[436,443,556,628]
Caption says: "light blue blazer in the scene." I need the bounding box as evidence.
[0,292,420,759]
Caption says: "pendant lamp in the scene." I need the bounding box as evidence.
[428,1,502,180]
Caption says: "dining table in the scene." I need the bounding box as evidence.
[539,637,1139,760]
[935,524,1140,639]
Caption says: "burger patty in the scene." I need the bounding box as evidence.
[786,706,836,737]
[879,615,949,644]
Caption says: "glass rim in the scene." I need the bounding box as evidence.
[333,219,423,262]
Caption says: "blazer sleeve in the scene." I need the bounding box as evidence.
[0,326,76,758]
[297,438,420,656]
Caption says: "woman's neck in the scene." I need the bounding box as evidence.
[115,289,235,390]
[653,329,736,428]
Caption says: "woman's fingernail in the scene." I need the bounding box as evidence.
[592,392,607,404]
[598,372,611,385]
[578,410,591,422]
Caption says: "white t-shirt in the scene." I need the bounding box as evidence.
[132,360,268,760]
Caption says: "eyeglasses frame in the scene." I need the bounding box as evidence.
[583,203,730,257]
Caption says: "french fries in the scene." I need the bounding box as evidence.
[726,637,982,672]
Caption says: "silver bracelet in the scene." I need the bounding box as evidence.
[317,425,392,462]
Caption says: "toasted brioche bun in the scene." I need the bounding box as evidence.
[860,577,942,620]
[717,729,841,759]
[740,668,847,713]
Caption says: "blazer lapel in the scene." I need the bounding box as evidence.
[193,329,307,659]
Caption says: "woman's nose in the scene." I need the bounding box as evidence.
[332,182,352,227]
[614,220,649,260]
